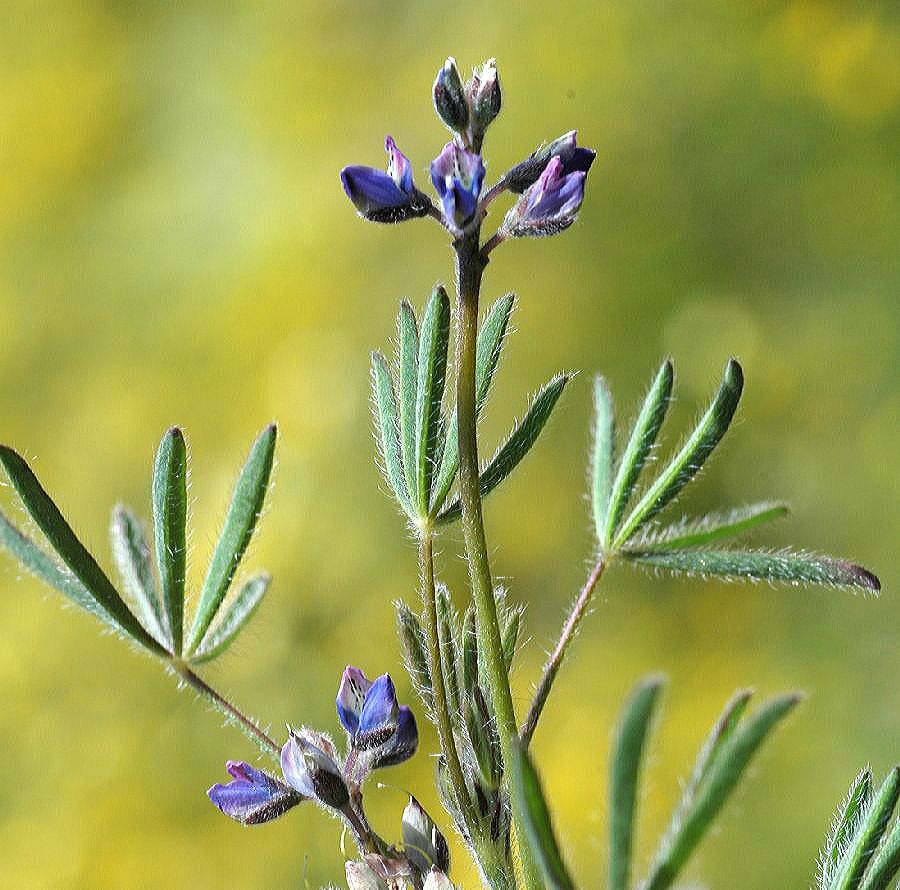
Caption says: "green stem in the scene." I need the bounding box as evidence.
[174,660,281,763]
[420,532,478,835]
[521,558,607,746]
[454,232,540,890]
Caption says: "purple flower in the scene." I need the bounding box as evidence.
[503,156,587,238]
[430,141,485,233]
[504,130,596,194]
[207,760,303,826]
[341,136,431,223]
[337,666,419,769]
[281,728,349,808]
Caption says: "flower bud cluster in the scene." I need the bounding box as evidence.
[208,666,417,824]
[340,56,594,245]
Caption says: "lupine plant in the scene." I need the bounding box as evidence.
[0,57,892,890]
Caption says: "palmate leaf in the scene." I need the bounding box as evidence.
[510,738,576,890]
[831,767,900,890]
[613,360,743,551]
[186,424,277,655]
[191,572,270,663]
[151,427,188,655]
[609,675,665,890]
[110,504,171,649]
[639,692,801,890]
[431,292,515,513]
[623,548,881,592]
[602,359,673,549]
[0,446,165,654]
[438,374,570,523]
[819,768,875,889]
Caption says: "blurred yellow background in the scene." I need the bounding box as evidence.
[0,1,897,887]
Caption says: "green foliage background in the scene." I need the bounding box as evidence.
[0,2,896,887]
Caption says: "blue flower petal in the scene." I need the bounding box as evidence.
[207,760,302,826]
[336,665,373,735]
[358,673,399,736]
[372,705,419,769]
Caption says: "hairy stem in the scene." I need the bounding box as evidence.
[420,532,478,834]
[521,558,607,747]
[454,231,540,890]
[174,661,281,762]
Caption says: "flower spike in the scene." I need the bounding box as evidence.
[341,136,432,223]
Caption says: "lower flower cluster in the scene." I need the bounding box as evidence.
[208,666,456,888]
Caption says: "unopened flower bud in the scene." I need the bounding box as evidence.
[281,729,349,809]
[504,130,596,193]
[433,58,469,133]
[468,58,501,136]
[402,795,450,875]
[423,869,456,890]
[345,860,388,890]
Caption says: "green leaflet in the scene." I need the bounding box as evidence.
[591,375,616,545]
[186,424,277,654]
[110,504,170,649]
[398,300,420,504]
[602,359,673,549]
[640,692,801,890]
[151,427,188,655]
[395,600,433,712]
[501,606,522,673]
[623,548,881,591]
[858,809,900,890]
[461,604,478,696]
[0,508,107,623]
[438,374,570,523]
[436,583,461,718]
[629,503,789,552]
[372,351,413,516]
[831,767,900,890]
[0,446,164,654]
[415,287,451,514]
[651,689,753,882]
[613,359,743,550]
[510,738,576,890]
[609,675,665,890]
[819,768,874,889]
[191,573,270,663]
